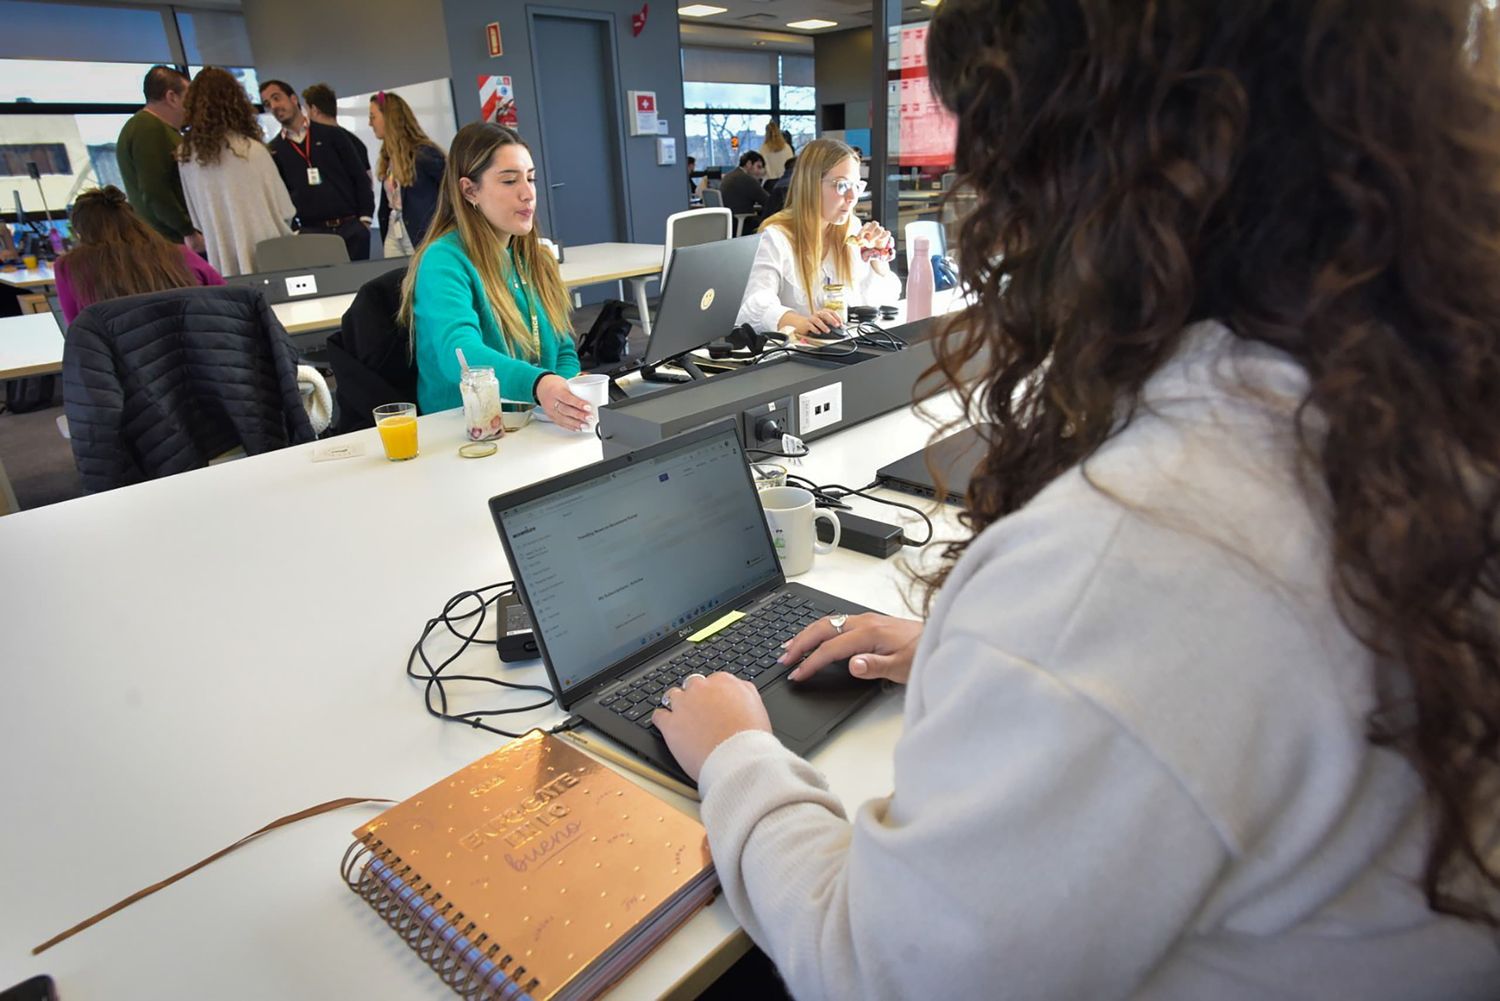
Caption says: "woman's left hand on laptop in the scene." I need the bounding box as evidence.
[653,672,772,782]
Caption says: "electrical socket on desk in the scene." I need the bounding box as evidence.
[798,382,843,435]
[743,396,793,448]
[285,274,318,297]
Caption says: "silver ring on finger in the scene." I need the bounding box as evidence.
[828,613,848,635]
[660,691,673,710]
[683,672,708,687]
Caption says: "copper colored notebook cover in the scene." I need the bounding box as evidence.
[341,730,717,1000]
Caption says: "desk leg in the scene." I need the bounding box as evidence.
[629,277,652,338]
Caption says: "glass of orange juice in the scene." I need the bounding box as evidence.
[373,402,419,461]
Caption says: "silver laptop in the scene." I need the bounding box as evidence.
[489,419,881,783]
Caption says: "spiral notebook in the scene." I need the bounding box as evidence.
[341,730,719,1000]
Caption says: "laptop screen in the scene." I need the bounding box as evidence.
[497,427,780,695]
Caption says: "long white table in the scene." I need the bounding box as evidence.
[0,311,64,379]
[0,395,960,999]
[270,242,666,339]
[0,263,56,290]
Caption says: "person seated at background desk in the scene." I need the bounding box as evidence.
[736,139,899,337]
[54,186,223,324]
[719,150,768,232]
[400,122,589,429]
[653,0,1500,998]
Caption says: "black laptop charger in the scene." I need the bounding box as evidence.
[816,511,904,559]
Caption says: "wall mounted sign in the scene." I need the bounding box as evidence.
[486,22,503,57]
[479,76,518,127]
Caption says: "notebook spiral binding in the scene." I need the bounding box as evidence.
[341,838,542,1000]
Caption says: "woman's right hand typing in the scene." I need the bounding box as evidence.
[781,613,924,685]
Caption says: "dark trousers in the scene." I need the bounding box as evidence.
[301,218,371,262]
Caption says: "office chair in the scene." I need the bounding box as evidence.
[628,207,732,336]
[700,188,724,208]
[254,234,350,272]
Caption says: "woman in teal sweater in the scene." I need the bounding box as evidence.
[400,122,589,428]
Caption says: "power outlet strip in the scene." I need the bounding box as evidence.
[798,382,843,434]
[285,274,318,297]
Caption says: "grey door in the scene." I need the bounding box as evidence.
[531,13,628,247]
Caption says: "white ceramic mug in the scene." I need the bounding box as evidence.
[760,486,840,576]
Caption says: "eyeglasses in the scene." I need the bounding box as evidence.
[827,178,868,198]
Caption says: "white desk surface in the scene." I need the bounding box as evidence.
[0,311,64,378]
[0,395,961,1000]
[0,263,56,289]
[267,242,667,338]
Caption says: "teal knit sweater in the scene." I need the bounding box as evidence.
[411,231,579,412]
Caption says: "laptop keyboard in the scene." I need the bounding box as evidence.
[597,592,833,729]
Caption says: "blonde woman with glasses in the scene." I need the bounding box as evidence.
[735,138,900,337]
[398,123,588,427]
[370,90,446,255]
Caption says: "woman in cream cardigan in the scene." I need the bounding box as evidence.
[175,68,293,277]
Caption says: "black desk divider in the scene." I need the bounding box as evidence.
[226,257,410,306]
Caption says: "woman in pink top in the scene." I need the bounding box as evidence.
[55,185,224,324]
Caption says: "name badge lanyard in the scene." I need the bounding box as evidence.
[288,130,320,186]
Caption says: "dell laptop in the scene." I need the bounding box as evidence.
[875,423,993,505]
[489,419,881,782]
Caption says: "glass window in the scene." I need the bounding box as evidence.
[187,66,261,108]
[0,1,172,63]
[780,114,816,151]
[1,112,133,213]
[178,11,255,68]
[686,112,773,168]
[683,81,772,111]
[780,85,816,112]
[0,59,164,104]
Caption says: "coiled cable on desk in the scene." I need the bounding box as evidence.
[405,582,559,738]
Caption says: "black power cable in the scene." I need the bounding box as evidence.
[786,474,935,547]
[406,582,565,738]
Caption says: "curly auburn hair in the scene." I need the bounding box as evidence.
[924,0,1500,926]
[177,67,263,166]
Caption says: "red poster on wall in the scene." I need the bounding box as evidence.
[891,22,956,168]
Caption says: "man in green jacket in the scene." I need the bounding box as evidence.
[117,66,202,253]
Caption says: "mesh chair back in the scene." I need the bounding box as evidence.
[700,188,724,208]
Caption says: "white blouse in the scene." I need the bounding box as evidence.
[734,224,903,333]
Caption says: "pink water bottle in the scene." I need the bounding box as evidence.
[906,236,934,321]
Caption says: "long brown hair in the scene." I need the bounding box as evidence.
[398,123,571,358]
[761,138,858,307]
[373,91,441,189]
[177,67,263,166]
[925,0,1500,926]
[60,186,193,307]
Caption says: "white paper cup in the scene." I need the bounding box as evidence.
[568,374,610,432]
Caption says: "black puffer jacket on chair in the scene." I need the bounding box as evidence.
[63,285,315,494]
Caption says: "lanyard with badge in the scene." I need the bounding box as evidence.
[287,130,321,186]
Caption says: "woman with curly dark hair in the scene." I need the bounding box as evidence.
[652,1,1500,997]
[176,67,293,276]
